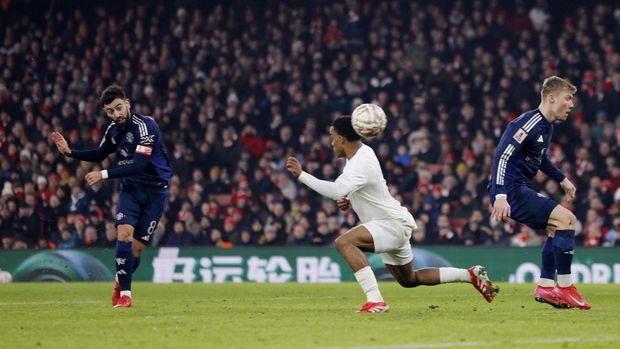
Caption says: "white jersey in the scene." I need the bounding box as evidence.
[298,144,417,228]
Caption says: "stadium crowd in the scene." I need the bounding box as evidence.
[1,0,619,250]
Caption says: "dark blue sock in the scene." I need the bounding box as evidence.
[540,236,555,280]
[115,241,133,291]
[132,257,141,273]
[553,230,574,275]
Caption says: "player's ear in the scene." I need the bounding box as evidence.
[125,98,131,109]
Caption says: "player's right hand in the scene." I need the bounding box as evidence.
[286,157,302,178]
[50,131,71,156]
[491,197,511,222]
[337,197,350,211]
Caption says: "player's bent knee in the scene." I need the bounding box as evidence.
[550,206,577,230]
[334,236,349,251]
[557,211,577,229]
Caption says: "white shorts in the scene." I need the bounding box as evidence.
[362,219,414,266]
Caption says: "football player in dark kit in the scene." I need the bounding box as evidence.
[52,85,172,308]
[488,76,590,310]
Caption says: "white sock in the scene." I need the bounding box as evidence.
[354,266,383,302]
[120,290,132,298]
[538,278,555,287]
[439,267,470,283]
[557,274,573,288]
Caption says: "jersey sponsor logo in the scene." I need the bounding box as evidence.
[536,193,547,198]
[125,132,134,143]
[141,235,150,241]
[120,147,129,157]
[140,134,155,145]
[136,144,153,156]
[513,128,528,143]
[537,135,544,142]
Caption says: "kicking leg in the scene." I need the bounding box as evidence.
[386,263,498,302]
[335,225,387,313]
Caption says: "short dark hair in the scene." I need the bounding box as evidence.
[332,116,361,142]
[100,85,126,107]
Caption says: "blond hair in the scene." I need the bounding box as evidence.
[541,76,577,99]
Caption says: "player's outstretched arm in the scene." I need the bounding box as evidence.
[51,130,114,163]
[51,131,71,156]
[287,156,350,200]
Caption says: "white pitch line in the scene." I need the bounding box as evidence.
[320,336,620,349]
[0,300,104,305]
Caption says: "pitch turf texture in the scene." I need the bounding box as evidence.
[1,283,618,349]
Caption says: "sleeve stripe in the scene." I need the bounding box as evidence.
[496,144,515,186]
[136,145,153,156]
[523,113,542,132]
[99,123,114,147]
[131,116,149,138]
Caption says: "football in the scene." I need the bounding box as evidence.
[0,271,12,284]
[351,103,387,139]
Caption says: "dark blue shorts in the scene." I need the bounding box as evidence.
[489,185,558,230]
[115,183,169,245]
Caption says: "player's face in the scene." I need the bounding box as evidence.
[103,98,130,125]
[551,90,574,122]
[329,127,346,157]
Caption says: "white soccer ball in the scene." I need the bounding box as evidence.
[0,271,12,284]
[351,103,387,139]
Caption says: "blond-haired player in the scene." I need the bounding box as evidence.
[489,76,590,309]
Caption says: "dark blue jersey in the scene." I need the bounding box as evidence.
[488,109,565,196]
[71,112,172,188]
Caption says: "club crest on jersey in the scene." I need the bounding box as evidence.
[125,132,134,143]
[513,128,528,143]
[116,212,124,221]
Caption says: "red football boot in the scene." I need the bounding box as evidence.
[553,285,591,310]
[113,295,133,308]
[357,301,389,313]
[534,285,570,309]
[468,265,499,302]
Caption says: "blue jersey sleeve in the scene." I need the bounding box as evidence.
[539,155,565,183]
[492,125,530,195]
[69,124,115,162]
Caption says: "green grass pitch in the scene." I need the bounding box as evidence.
[1,282,618,349]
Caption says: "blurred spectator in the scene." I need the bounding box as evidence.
[162,221,195,247]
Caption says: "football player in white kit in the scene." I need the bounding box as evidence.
[286,116,499,313]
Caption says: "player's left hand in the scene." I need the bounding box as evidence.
[85,171,104,187]
[560,178,576,200]
[286,157,302,178]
